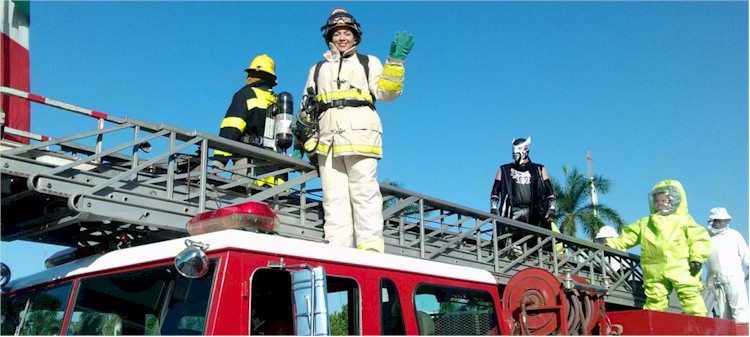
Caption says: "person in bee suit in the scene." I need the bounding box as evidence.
[704,207,749,322]
[298,7,414,252]
[213,54,283,187]
[594,225,622,273]
[605,179,711,315]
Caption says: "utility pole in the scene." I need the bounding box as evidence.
[587,150,598,217]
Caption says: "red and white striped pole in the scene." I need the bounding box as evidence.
[1,0,31,144]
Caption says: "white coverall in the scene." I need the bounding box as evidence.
[301,42,405,252]
[705,227,750,322]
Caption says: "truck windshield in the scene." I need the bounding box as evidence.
[1,260,217,335]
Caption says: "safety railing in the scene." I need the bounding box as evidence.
[1,86,648,308]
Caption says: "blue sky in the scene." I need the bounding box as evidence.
[2,1,748,281]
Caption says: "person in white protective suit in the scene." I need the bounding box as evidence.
[594,226,622,273]
[704,207,749,322]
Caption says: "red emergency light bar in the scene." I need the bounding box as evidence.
[186,200,280,235]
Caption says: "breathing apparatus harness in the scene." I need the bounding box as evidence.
[294,54,373,156]
[294,87,321,155]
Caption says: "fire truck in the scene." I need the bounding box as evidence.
[1,86,748,336]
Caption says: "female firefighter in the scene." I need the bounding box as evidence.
[298,7,414,252]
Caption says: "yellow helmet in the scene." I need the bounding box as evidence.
[245,54,277,83]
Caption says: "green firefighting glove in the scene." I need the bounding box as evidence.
[388,31,414,60]
[291,142,304,159]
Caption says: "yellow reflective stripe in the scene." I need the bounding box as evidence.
[314,142,382,156]
[304,139,318,152]
[315,142,330,153]
[330,143,382,155]
[357,239,385,252]
[214,149,232,157]
[377,77,402,91]
[220,116,246,130]
[247,87,276,110]
[382,63,404,77]
[316,89,373,103]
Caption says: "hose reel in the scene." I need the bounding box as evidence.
[502,267,605,335]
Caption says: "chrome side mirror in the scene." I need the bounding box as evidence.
[0,262,11,288]
[174,239,209,278]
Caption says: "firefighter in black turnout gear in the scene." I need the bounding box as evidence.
[490,137,557,250]
[213,54,281,186]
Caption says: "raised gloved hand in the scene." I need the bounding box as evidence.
[389,31,414,60]
[689,261,702,276]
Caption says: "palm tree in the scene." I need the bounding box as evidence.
[550,166,625,240]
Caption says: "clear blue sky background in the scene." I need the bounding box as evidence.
[1,1,748,282]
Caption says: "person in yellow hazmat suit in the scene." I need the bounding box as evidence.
[605,179,711,315]
[297,7,414,252]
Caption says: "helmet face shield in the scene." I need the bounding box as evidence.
[321,8,361,44]
[649,185,682,215]
[328,14,355,26]
[512,137,531,165]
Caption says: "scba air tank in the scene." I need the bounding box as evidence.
[274,92,294,154]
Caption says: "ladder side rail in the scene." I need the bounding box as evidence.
[246,170,319,204]
[383,195,419,219]
[426,217,492,260]
[421,215,477,251]
[379,180,641,272]
[1,125,50,142]
[59,141,143,165]
[70,134,200,206]
[1,123,131,156]
[27,129,170,179]
[196,130,315,172]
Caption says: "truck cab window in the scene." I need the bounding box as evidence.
[413,284,498,335]
[325,276,359,336]
[380,278,405,335]
[65,260,216,335]
[1,283,72,335]
[250,269,294,335]
[249,270,359,336]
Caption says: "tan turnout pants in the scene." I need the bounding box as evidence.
[318,150,385,252]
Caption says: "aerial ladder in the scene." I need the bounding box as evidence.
[1,86,677,317]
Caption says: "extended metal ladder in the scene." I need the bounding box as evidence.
[1,86,651,309]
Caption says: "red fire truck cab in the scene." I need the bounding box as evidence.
[1,201,509,335]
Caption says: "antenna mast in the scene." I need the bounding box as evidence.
[587,150,598,217]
